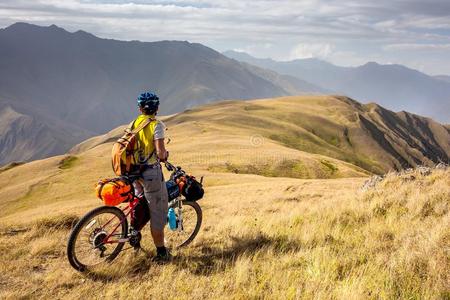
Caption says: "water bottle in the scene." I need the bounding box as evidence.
[167,208,177,230]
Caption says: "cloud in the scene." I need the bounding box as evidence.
[0,0,450,74]
[1,0,448,39]
[384,43,450,51]
[289,43,334,60]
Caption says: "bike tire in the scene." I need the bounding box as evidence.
[170,200,202,249]
[67,206,128,272]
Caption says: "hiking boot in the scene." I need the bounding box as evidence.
[152,247,172,264]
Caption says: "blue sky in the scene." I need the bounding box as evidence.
[1,0,450,75]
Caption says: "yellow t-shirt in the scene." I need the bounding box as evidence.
[131,114,165,165]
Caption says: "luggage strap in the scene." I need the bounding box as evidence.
[124,118,155,171]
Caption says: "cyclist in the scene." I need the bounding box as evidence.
[131,91,170,262]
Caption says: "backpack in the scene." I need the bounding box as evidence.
[111,118,154,176]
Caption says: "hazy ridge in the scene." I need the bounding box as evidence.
[1,23,448,169]
[72,96,450,175]
[0,22,323,165]
[224,50,450,123]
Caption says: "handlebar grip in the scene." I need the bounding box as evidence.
[164,161,175,171]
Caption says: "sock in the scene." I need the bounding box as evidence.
[156,246,167,256]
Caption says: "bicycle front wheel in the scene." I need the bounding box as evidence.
[165,200,202,249]
[67,206,128,272]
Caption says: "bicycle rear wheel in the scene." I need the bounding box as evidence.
[67,206,128,272]
[165,200,202,249]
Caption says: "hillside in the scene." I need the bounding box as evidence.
[0,96,448,298]
[3,95,447,219]
[9,93,450,221]
[0,106,91,165]
[0,22,323,165]
[224,50,450,123]
[73,96,450,175]
[0,139,448,298]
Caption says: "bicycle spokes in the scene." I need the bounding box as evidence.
[73,211,127,268]
[164,201,200,249]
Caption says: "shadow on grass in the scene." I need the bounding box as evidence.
[80,232,301,281]
[172,232,301,275]
[83,270,118,282]
[82,248,155,282]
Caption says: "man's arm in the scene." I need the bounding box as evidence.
[155,138,168,162]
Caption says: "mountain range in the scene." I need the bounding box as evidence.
[0,23,448,300]
[0,22,323,165]
[0,22,449,166]
[224,51,450,124]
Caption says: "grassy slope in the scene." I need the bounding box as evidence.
[72,95,450,176]
[0,160,448,298]
[71,98,373,180]
[0,96,449,298]
[184,96,449,173]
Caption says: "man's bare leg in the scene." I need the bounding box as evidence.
[151,228,165,247]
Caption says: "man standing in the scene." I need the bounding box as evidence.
[132,91,170,261]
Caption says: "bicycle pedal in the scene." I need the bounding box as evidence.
[129,230,142,248]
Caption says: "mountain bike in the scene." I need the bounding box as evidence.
[66,162,203,272]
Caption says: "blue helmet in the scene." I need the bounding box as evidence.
[137,91,159,112]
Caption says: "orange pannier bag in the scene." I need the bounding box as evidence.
[95,178,133,206]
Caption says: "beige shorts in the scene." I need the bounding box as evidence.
[141,165,168,231]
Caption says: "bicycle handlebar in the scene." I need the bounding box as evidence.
[164,161,176,171]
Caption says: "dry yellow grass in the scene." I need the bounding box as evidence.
[0,96,449,299]
[70,96,450,177]
[0,161,448,299]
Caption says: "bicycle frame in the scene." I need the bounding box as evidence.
[100,195,185,245]
[97,161,190,245]
[101,196,140,245]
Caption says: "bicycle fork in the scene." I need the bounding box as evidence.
[177,198,183,231]
[168,197,183,231]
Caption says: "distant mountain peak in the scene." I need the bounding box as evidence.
[224,49,450,122]
[47,24,67,32]
[5,22,62,31]
[363,61,380,67]
[223,50,256,58]
[223,50,276,63]
[291,57,324,63]
[2,22,31,32]
[2,22,70,37]
[4,22,32,29]
[74,29,96,38]
[224,50,336,69]
[0,105,23,120]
